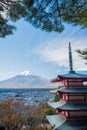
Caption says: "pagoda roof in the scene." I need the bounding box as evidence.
[46,115,66,129]
[48,101,87,111]
[48,101,65,109]
[49,89,57,94]
[51,71,87,82]
[49,87,87,94]
[47,115,87,130]
[59,71,87,79]
[58,87,87,94]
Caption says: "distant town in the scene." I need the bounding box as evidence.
[0,88,55,106]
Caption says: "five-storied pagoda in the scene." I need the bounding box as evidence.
[47,43,87,130]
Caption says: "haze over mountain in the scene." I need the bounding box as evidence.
[0,71,51,88]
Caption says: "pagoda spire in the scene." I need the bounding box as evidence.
[69,42,74,73]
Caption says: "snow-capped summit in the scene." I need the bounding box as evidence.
[0,70,51,88]
[20,70,33,76]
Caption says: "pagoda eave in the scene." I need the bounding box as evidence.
[57,108,87,111]
[51,77,87,83]
[48,101,87,111]
[51,78,63,83]
[58,91,87,94]
[58,88,87,94]
[49,89,57,94]
[56,102,87,111]
[48,101,65,109]
[58,71,87,80]
[47,115,87,130]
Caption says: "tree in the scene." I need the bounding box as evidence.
[0,98,28,129]
[0,0,87,37]
[44,108,54,115]
[23,0,87,32]
[0,0,26,37]
[76,48,87,64]
[0,98,51,130]
[54,94,61,102]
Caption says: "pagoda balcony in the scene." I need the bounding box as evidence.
[65,85,87,88]
[56,110,87,119]
[58,87,87,94]
[68,99,87,103]
[57,85,87,89]
[60,113,87,119]
[59,98,87,103]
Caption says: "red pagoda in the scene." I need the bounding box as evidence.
[47,43,87,130]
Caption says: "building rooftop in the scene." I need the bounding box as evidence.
[48,101,87,111]
[48,101,65,109]
[58,87,87,94]
[51,71,87,83]
[47,115,87,130]
[46,115,66,129]
[49,87,87,94]
[49,89,57,94]
[58,71,87,79]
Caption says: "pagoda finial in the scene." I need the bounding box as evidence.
[69,42,74,73]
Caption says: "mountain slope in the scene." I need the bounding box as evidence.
[0,74,50,88]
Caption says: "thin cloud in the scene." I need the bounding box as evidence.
[30,38,87,71]
[26,25,87,72]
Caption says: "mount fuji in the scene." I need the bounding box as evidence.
[0,71,50,88]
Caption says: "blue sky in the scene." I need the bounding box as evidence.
[0,19,87,81]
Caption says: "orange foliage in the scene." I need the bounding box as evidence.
[0,98,50,130]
